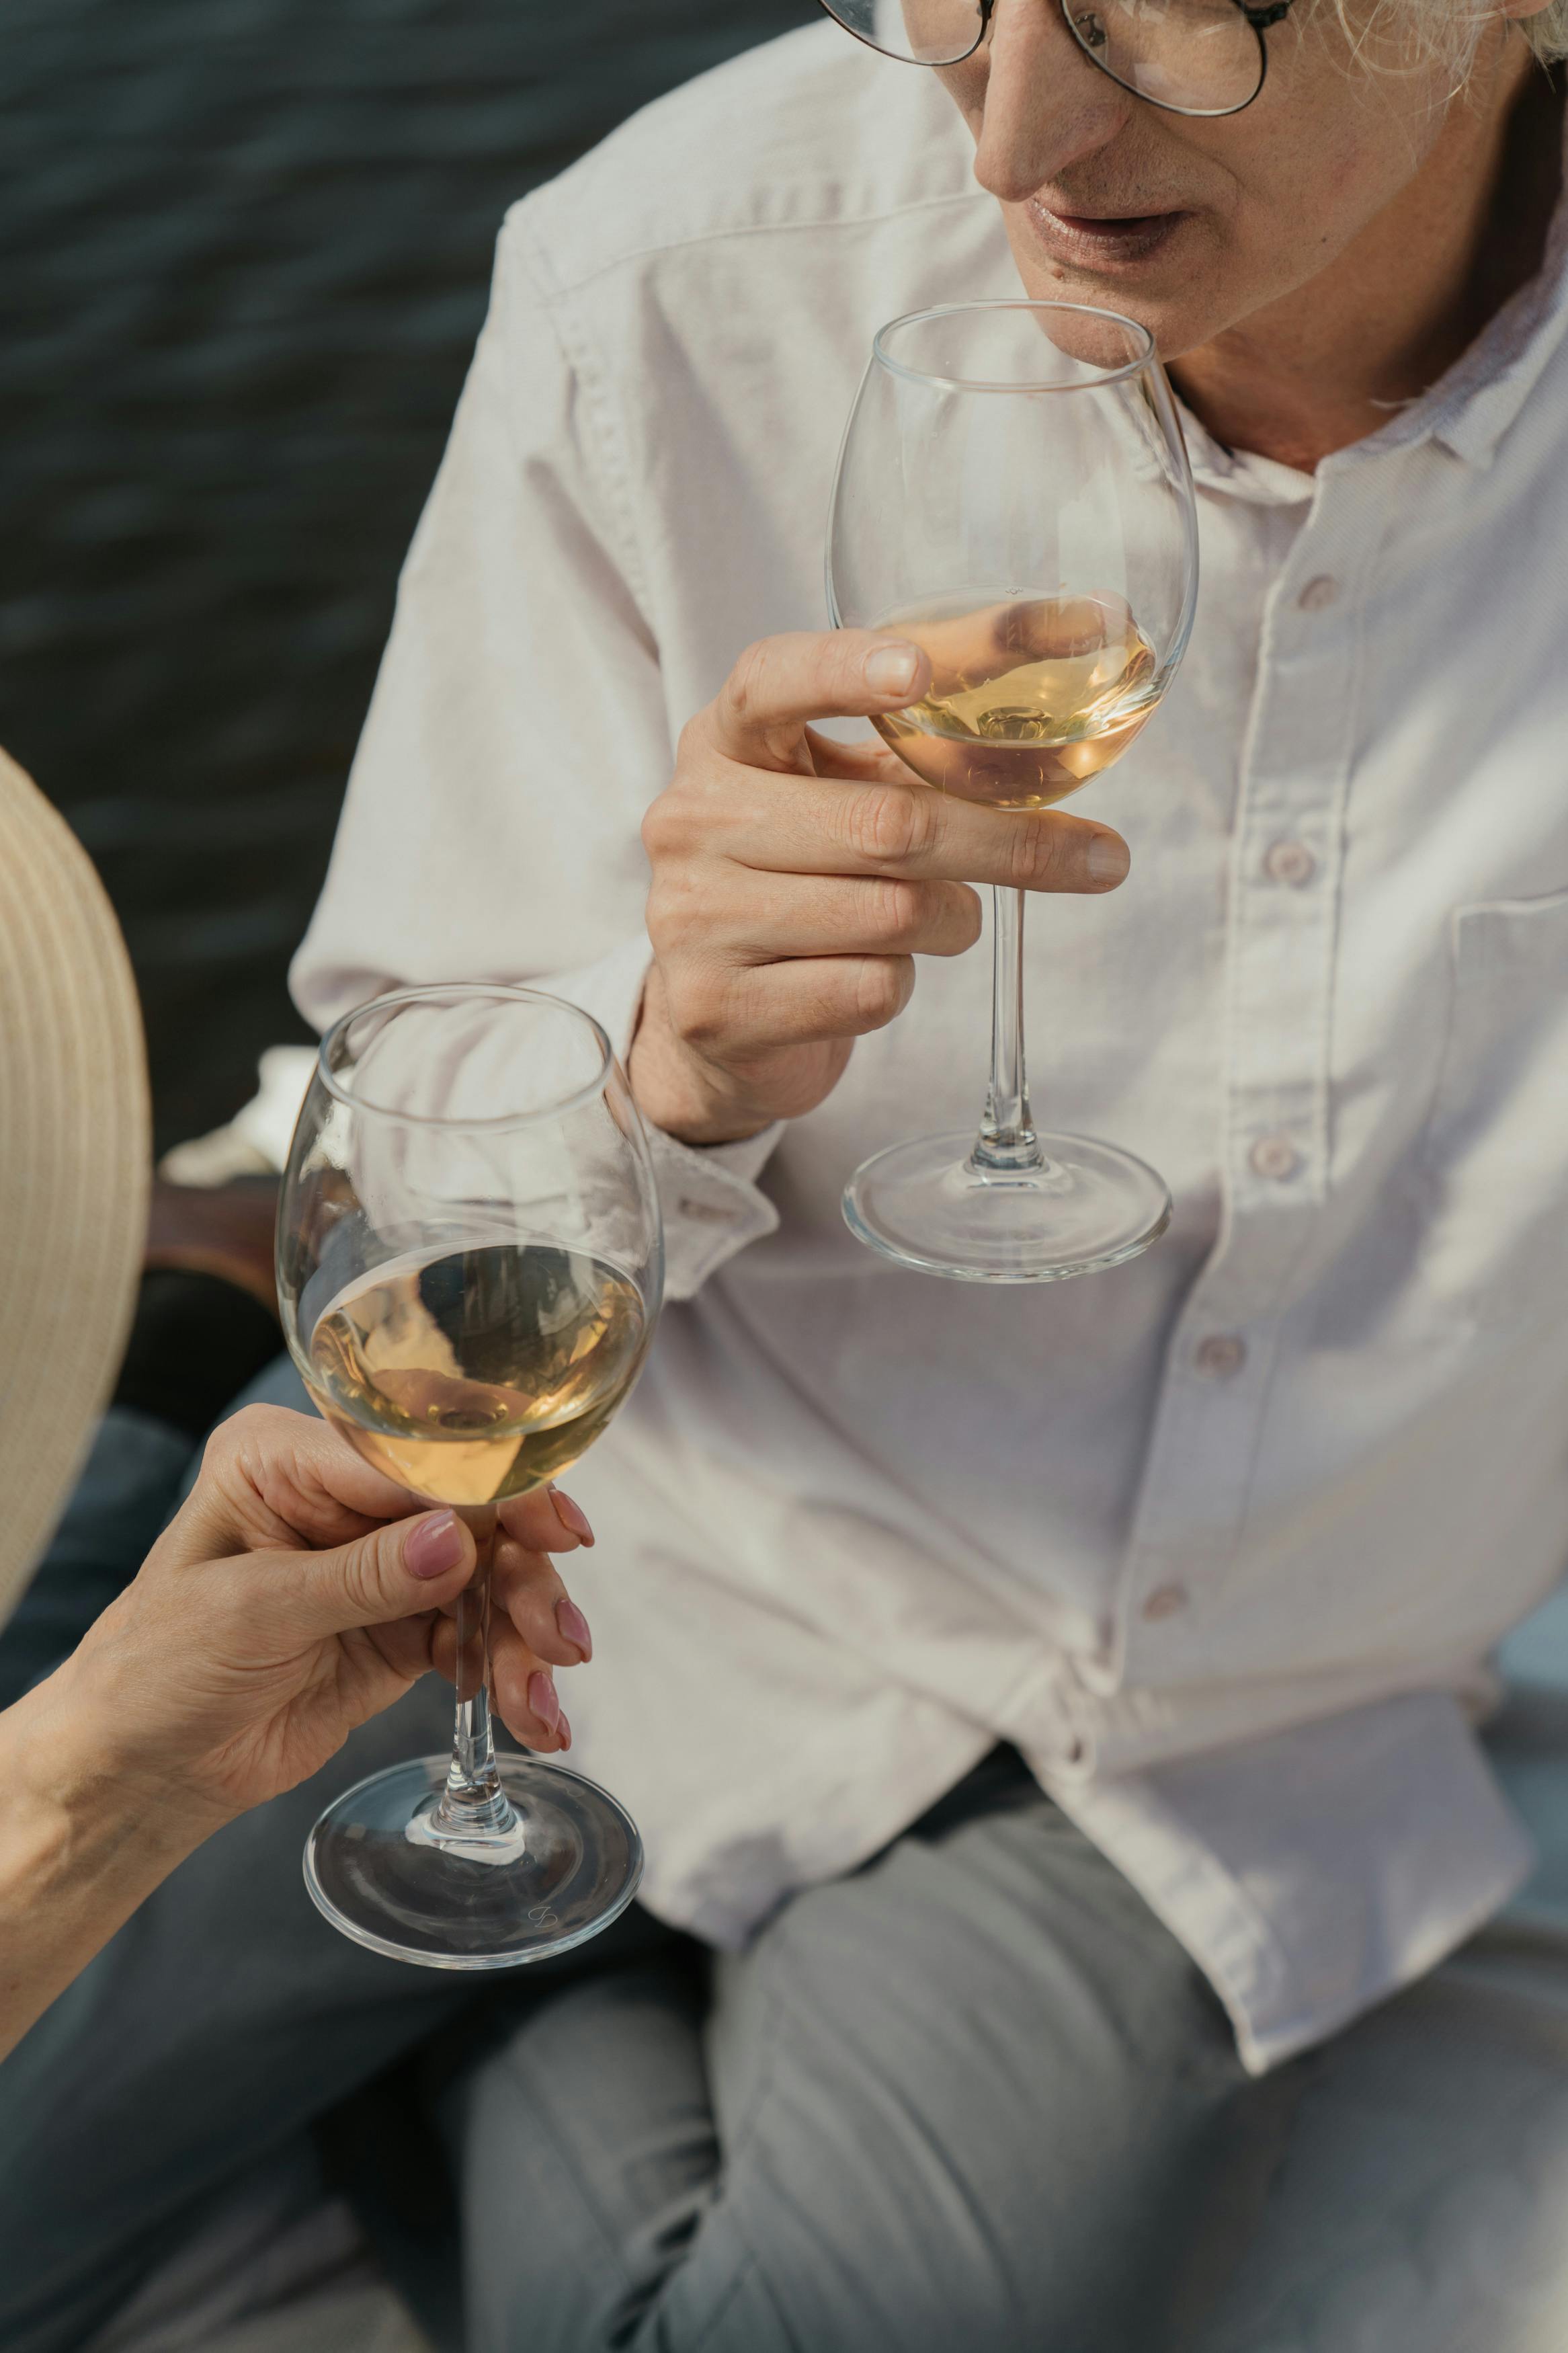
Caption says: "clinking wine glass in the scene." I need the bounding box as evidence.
[827,300,1199,1282]
[276,983,663,1967]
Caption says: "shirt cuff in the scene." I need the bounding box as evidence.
[544,936,781,1302]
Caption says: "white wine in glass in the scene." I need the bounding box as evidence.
[869,591,1163,811]
[306,1242,647,1507]
[277,983,663,1968]
[828,301,1199,1283]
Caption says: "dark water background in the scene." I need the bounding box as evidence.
[0,0,814,1153]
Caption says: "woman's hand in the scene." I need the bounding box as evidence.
[38,1404,595,1842]
[629,629,1132,1146]
[0,1404,599,2059]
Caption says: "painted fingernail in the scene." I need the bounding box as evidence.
[864,643,919,697]
[406,1510,465,1580]
[558,1712,572,1752]
[556,1598,593,1661]
[1086,835,1131,887]
[549,1486,595,1546]
[528,1670,561,1730]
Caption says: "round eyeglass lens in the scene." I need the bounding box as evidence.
[819,0,988,66]
[1062,0,1264,114]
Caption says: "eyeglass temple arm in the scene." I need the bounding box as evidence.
[1001,0,1290,32]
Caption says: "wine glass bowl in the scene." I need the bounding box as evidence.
[867,588,1161,810]
[827,300,1198,1283]
[277,984,662,1966]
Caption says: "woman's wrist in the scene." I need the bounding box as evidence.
[0,1683,165,2055]
[0,1664,219,2060]
[2,1659,211,1901]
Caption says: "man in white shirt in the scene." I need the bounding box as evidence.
[6,2,1568,2348]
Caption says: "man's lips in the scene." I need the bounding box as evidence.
[1025,195,1185,265]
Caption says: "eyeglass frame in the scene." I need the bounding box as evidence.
[815,0,1294,119]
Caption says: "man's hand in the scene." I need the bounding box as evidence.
[630,630,1132,1145]
[41,1405,595,1842]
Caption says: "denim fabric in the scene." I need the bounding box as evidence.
[0,1406,195,1710]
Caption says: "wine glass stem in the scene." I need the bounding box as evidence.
[429,1507,519,1842]
[972,886,1044,1174]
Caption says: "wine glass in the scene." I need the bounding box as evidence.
[276,983,663,1967]
[827,300,1199,1283]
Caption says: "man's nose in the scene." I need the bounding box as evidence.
[971,0,1138,202]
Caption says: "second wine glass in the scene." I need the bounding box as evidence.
[276,983,662,1968]
[828,299,1199,1283]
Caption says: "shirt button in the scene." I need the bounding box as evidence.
[1264,838,1316,887]
[1141,1583,1190,1622]
[1297,573,1340,611]
[1194,1332,1247,1378]
[1249,1133,1301,1182]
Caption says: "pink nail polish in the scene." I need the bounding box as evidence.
[406,1511,464,1581]
[549,1486,595,1546]
[528,1670,561,1730]
[556,1598,593,1660]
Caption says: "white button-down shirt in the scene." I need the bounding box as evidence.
[292,24,1568,2071]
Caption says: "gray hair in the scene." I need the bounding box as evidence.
[1522,1,1568,61]
[1328,0,1567,83]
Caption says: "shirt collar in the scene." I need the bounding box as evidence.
[1179,415,1315,507]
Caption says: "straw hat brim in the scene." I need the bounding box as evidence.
[0,749,149,1634]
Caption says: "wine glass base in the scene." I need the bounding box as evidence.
[303,1754,643,1969]
[843,1128,1172,1283]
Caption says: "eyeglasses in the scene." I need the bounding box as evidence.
[817,0,1292,118]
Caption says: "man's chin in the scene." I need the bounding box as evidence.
[1003,202,1213,356]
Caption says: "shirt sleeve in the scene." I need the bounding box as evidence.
[288,206,780,1300]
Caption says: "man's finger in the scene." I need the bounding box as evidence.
[715,768,1130,894]
[670,869,984,963]
[909,593,1133,697]
[696,953,918,1052]
[705,632,932,774]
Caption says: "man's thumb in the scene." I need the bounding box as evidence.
[276,1508,476,1640]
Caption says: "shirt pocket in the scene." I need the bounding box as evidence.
[1421,887,1568,1334]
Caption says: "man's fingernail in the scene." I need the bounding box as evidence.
[556,1598,593,1660]
[528,1670,561,1730]
[559,1712,573,1752]
[406,1511,465,1581]
[865,643,919,697]
[549,1486,595,1546]
[1086,835,1131,887]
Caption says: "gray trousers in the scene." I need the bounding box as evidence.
[0,1365,1274,2353]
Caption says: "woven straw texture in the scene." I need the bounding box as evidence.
[0,750,149,1631]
